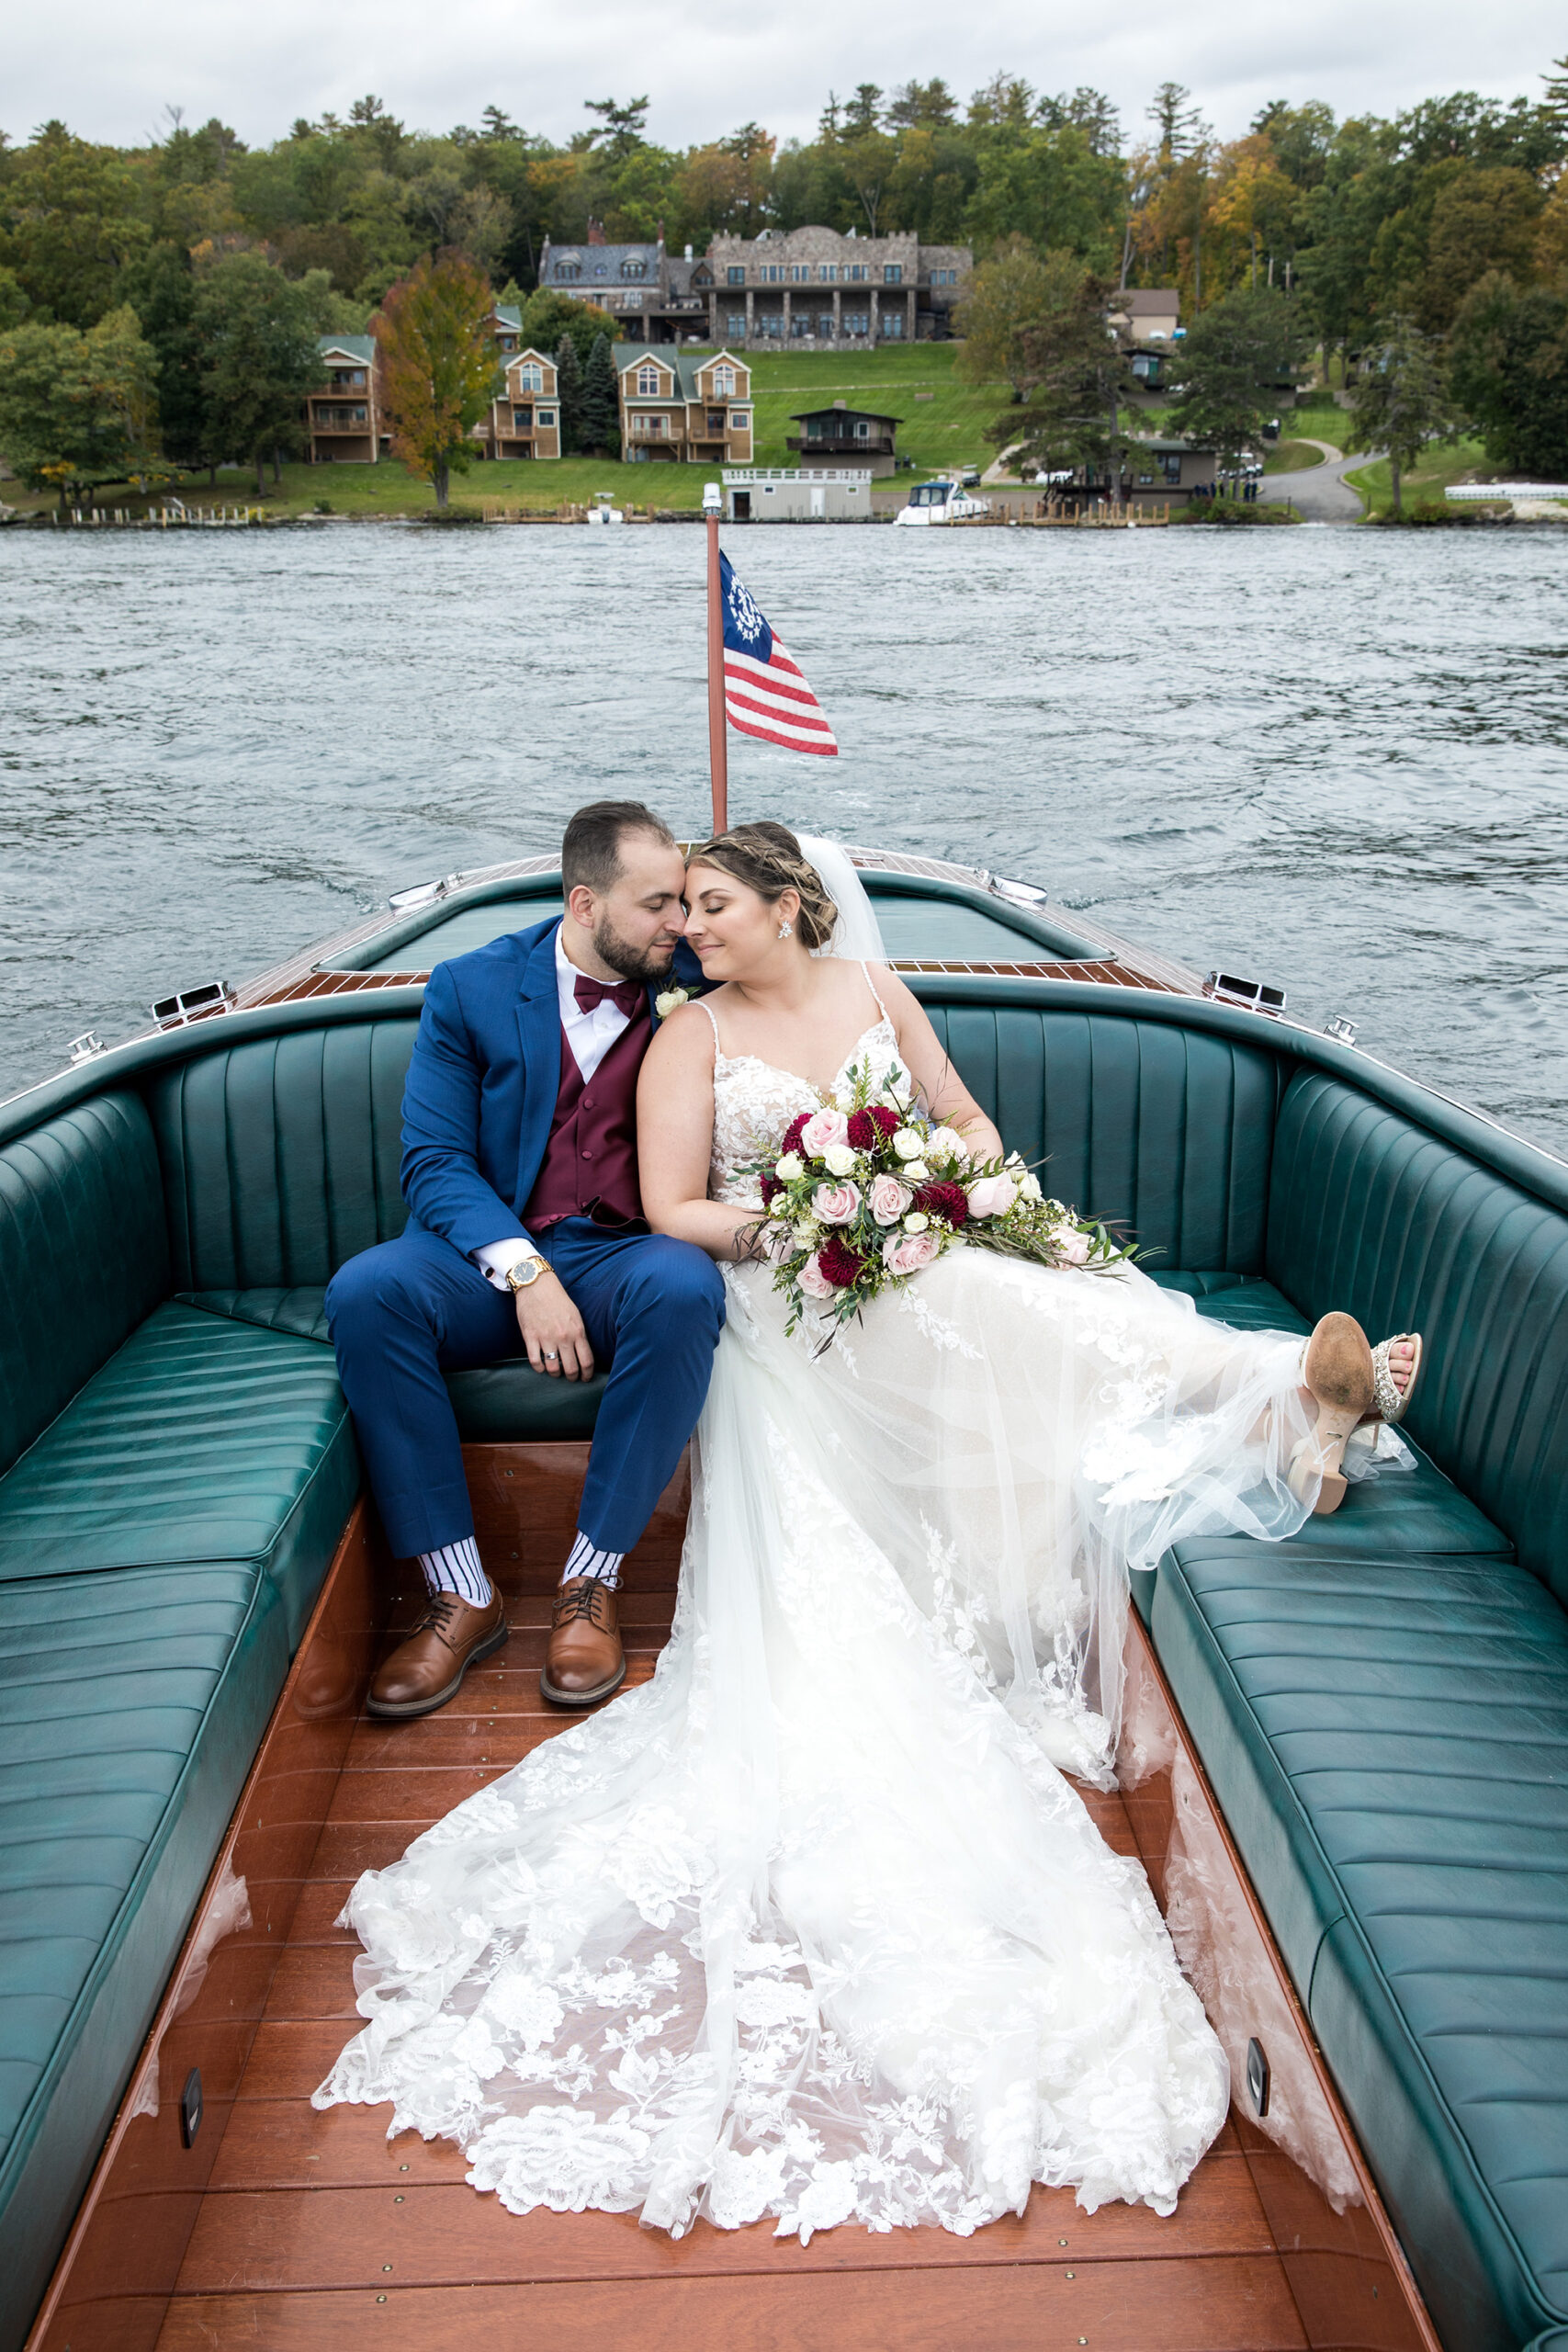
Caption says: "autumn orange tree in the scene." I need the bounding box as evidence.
[374,250,499,509]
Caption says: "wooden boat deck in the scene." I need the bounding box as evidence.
[155,1589,1310,2352]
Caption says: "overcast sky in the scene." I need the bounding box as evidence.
[10,0,1563,154]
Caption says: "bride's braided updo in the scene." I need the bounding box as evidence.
[687,822,839,952]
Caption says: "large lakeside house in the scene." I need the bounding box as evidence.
[614,346,753,464]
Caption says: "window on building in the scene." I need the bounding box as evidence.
[881,311,905,338]
[818,312,836,336]
[517,361,544,390]
[497,335,516,350]
[557,264,581,281]
[848,264,866,282]
[351,369,367,386]
[806,418,822,441]
[844,311,869,334]
[820,264,838,282]
[852,419,870,439]
[1162,452,1182,482]
[593,263,607,277]
[513,407,534,430]
[790,265,810,281]
[713,365,735,394]
[727,266,746,285]
[791,314,812,336]
[884,264,903,284]
[537,409,556,425]
[622,258,647,278]
[706,409,725,435]
[730,409,749,427]
[637,413,667,436]
[728,312,747,336]
[637,364,661,394]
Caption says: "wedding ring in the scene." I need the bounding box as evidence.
[544,1350,558,1360]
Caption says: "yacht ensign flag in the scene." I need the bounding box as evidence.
[720,552,839,756]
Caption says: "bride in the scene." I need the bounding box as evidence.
[315,825,1418,2240]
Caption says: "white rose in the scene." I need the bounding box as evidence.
[1020,1172,1043,1204]
[903,1211,930,1235]
[769,1196,791,1217]
[654,987,690,1020]
[821,1142,858,1178]
[891,1127,925,1161]
[774,1151,805,1182]
[927,1126,970,1163]
[793,1222,819,1247]
[903,1159,930,1183]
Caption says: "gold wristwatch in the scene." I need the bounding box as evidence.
[504,1255,548,1293]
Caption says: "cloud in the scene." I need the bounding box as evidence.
[9,0,1563,152]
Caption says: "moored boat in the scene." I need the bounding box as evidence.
[5,850,1566,2352]
[893,479,992,526]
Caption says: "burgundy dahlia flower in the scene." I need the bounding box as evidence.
[781,1113,811,1155]
[818,1234,866,1289]
[916,1180,970,1227]
[846,1109,880,1151]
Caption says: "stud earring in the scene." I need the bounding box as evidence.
[778,921,793,939]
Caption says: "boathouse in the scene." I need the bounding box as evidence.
[723,468,874,520]
[786,401,902,475]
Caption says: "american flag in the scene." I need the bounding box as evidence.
[720,552,839,757]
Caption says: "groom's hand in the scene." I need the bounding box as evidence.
[515,1269,594,1381]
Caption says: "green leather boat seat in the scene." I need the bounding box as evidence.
[1151,1544,1568,2352]
[0,1301,356,1650]
[0,1560,289,2352]
[177,1285,608,1444]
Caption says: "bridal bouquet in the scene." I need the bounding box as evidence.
[742,1057,1138,1340]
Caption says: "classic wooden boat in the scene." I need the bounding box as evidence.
[5,850,1566,2352]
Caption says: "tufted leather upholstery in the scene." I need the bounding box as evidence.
[0,1094,168,1479]
[0,1304,357,1649]
[1151,1543,1568,2352]
[1268,1071,1568,1606]
[928,1007,1282,1272]
[0,1561,288,2352]
[147,1022,414,1295]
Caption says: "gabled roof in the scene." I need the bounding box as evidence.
[1118,289,1179,315]
[317,334,376,363]
[790,405,900,427]
[491,306,523,331]
[613,345,749,401]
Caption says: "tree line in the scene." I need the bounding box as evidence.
[3,65,1567,495]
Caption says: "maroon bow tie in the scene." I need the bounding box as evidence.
[573,974,644,1018]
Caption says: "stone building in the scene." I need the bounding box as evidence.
[702,228,969,347]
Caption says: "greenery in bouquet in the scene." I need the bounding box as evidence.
[739,1057,1139,1340]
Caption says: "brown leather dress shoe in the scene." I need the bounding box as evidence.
[541,1577,625,1707]
[367,1588,508,1719]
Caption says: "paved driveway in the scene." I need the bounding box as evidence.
[1258,437,1369,522]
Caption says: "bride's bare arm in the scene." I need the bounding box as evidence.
[637,1005,773,1262]
[873,967,1005,1161]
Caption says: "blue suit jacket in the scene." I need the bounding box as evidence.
[400,919,704,1261]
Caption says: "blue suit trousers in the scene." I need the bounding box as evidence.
[326,1219,726,1562]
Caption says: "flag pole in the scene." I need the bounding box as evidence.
[702,481,728,835]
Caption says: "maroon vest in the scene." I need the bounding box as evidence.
[523,1003,650,1232]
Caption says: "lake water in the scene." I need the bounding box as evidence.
[4,520,1566,1157]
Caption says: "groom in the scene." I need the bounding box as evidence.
[326,800,724,1720]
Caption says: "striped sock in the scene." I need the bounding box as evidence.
[560,1531,625,1591]
[418,1536,492,1608]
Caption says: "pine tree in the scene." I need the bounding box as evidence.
[554,334,583,453]
[580,332,617,456]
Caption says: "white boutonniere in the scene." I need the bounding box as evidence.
[654,986,691,1021]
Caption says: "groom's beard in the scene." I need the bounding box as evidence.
[592,915,680,985]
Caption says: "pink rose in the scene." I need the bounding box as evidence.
[1050,1227,1092,1266]
[799,1108,850,1158]
[881,1229,942,1277]
[812,1181,860,1226]
[796,1252,839,1302]
[965,1174,1019,1220]
[868,1172,913,1226]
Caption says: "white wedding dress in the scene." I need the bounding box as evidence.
[314,960,1371,2241]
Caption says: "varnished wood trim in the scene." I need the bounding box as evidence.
[1119,1610,1444,2352]
[25,1504,388,2352]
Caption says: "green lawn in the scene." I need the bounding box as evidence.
[1342,435,1496,515]
[734,343,1008,474]
[1264,439,1327,474]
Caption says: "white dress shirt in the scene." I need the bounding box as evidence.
[473,931,638,1289]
